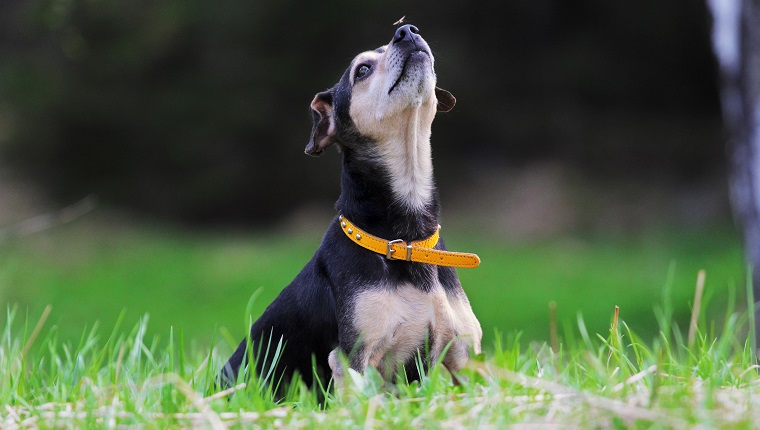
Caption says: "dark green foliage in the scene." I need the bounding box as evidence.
[0,0,722,224]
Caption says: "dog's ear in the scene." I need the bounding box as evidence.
[435,87,456,112]
[305,90,337,156]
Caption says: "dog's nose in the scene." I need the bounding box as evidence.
[393,24,420,44]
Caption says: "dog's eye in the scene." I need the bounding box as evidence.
[355,64,371,80]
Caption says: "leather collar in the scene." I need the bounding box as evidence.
[338,214,480,268]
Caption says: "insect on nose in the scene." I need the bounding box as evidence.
[393,24,419,44]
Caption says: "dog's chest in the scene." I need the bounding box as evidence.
[351,280,481,369]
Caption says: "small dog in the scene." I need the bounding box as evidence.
[220,24,482,389]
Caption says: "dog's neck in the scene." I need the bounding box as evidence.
[336,108,440,242]
[376,107,435,213]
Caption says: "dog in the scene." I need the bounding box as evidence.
[219,24,482,390]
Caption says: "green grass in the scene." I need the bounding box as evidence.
[0,219,744,348]
[2,277,758,427]
[0,218,755,426]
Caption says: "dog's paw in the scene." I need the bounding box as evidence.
[327,349,344,382]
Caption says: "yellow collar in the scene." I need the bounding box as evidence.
[338,214,481,268]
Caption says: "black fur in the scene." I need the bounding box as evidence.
[219,25,464,390]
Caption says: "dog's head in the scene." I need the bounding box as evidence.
[305,24,456,156]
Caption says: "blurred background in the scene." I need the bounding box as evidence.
[0,0,746,350]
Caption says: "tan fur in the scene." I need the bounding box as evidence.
[329,283,482,382]
[439,291,483,371]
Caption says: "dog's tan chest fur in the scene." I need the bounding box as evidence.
[350,282,482,377]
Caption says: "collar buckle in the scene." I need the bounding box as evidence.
[386,239,404,260]
[386,239,414,261]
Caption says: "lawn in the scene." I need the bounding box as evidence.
[0,217,745,350]
[0,217,756,427]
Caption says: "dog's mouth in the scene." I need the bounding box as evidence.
[387,49,430,95]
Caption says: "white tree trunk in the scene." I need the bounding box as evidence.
[707,0,760,348]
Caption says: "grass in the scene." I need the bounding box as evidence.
[0,218,745,347]
[0,218,754,427]
[2,275,759,428]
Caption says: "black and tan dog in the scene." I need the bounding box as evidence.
[220,24,482,389]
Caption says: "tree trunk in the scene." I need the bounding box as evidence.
[707,0,760,351]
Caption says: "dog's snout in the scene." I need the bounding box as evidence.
[393,24,420,44]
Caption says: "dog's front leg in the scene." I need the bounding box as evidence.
[329,285,438,388]
[327,300,370,387]
[328,347,397,392]
[327,338,370,388]
[327,324,396,387]
[327,335,379,387]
